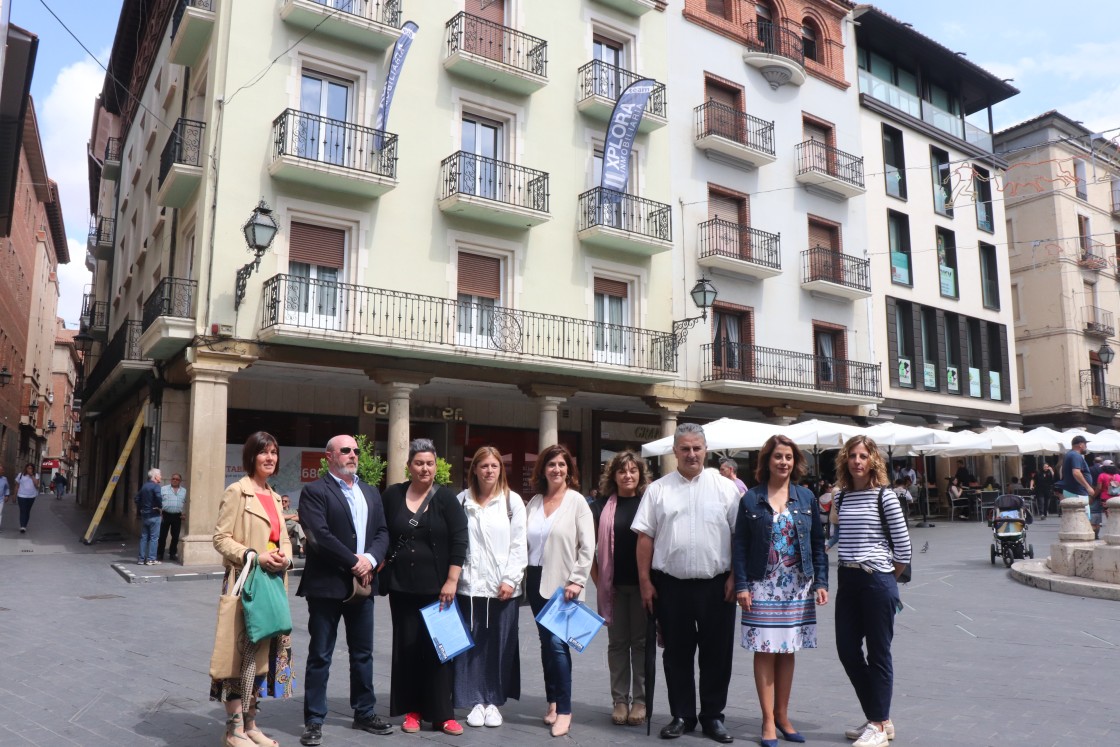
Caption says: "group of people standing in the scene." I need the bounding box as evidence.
[207,425,911,747]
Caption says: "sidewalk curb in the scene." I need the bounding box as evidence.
[110,562,304,584]
[1010,558,1120,601]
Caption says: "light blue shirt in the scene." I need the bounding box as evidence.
[327,471,377,566]
[160,485,186,513]
[0,476,9,500]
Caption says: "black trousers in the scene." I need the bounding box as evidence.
[157,512,182,559]
[388,591,454,724]
[652,571,735,725]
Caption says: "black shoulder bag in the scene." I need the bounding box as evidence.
[836,487,912,583]
[377,485,437,594]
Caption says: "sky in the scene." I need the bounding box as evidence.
[9,0,1120,328]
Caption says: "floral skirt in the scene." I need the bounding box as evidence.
[740,560,816,653]
[209,632,295,703]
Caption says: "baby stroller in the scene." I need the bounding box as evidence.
[988,494,1034,567]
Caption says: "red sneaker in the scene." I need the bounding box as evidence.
[402,713,421,733]
[441,720,464,736]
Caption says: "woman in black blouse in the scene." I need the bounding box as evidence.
[380,439,469,736]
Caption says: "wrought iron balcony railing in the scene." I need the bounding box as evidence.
[446,12,547,78]
[795,139,865,188]
[698,218,780,269]
[439,151,549,213]
[272,109,398,179]
[306,0,402,28]
[261,274,676,373]
[104,137,121,163]
[743,21,805,66]
[801,246,871,293]
[577,60,666,118]
[578,187,672,242]
[88,216,115,247]
[172,0,213,38]
[694,100,775,155]
[82,320,144,400]
[80,294,109,335]
[1082,370,1120,410]
[159,118,206,188]
[1084,305,1116,337]
[703,342,881,398]
[142,277,198,332]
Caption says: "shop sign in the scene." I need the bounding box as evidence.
[226,443,322,502]
[601,421,662,442]
[897,357,912,387]
[923,363,937,389]
[968,367,982,397]
[363,397,463,421]
[946,366,959,393]
[41,459,60,470]
[989,371,1001,400]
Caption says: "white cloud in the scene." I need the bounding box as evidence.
[37,54,106,328]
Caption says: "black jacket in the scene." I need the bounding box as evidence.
[296,474,390,600]
[380,482,468,594]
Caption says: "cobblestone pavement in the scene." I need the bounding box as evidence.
[0,497,1117,746]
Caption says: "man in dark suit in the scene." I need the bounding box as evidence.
[298,435,392,745]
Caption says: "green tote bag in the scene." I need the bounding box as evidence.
[240,555,293,643]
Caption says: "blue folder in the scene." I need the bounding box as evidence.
[534,587,606,653]
[420,601,475,664]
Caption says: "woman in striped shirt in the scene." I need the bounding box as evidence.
[832,435,911,747]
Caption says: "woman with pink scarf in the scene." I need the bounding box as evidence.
[591,450,652,727]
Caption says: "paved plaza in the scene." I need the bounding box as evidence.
[0,497,1117,747]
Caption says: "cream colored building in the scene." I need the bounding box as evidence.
[995,111,1120,429]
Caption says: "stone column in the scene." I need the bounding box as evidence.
[370,370,430,487]
[180,350,256,566]
[519,385,577,454]
[648,398,691,475]
[1049,495,1095,576]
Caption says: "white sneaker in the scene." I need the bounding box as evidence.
[466,704,485,728]
[852,724,889,747]
[845,720,894,740]
[483,704,502,727]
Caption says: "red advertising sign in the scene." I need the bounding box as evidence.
[41,459,60,470]
[300,451,325,483]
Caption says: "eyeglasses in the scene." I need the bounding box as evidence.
[337,447,356,455]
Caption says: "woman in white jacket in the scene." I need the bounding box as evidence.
[454,446,527,729]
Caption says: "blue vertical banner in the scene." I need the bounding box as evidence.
[374,21,419,149]
[599,79,655,193]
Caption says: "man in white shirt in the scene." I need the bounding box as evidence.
[633,423,739,743]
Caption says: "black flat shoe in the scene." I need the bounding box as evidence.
[660,718,696,739]
[702,720,734,743]
[300,723,322,746]
[352,714,394,735]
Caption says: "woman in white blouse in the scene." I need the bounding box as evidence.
[524,443,595,738]
[454,446,527,729]
[15,463,39,533]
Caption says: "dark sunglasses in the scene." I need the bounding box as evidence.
[337,447,356,455]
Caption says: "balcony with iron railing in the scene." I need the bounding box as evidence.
[81,320,149,410]
[438,151,549,227]
[794,139,865,199]
[1082,371,1120,411]
[270,109,398,198]
[444,12,548,95]
[577,187,672,256]
[575,60,666,131]
[169,0,214,67]
[590,0,657,15]
[80,293,109,339]
[157,118,205,208]
[697,218,781,281]
[801,246,871,300]
[693,101,775,170]
[102,137,121,180]
[857,69,994,152]
[1079,241,1109,272]
[702,342,882,404]
[280,0,403,50]
[140,278,198,360]
[742,22,806,88]
[1084,306,1115,338]
[87,216,115,261]
[259,274,676,382]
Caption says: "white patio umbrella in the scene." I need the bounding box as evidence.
[857,423,954,527]
[1021,426,1068,454]
[1088,429,1120,453]
[784,419,862,450]
[901,429,991,527]
[640,417,784,457]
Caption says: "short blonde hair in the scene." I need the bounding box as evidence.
[834,435,889,491]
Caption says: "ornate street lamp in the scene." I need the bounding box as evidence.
[73,329,94,352]
[28,398,39,414]
[234,200,280,310]
[671,277,719,351]
[0,366,11,387]
[1100,342,1116,371]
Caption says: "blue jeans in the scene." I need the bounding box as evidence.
[17,496,35,529]
[526,565,573,714]
[835,567,898,723]
[138,515,160,561]
[304,596,377,725]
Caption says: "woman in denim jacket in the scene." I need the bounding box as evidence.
[732,435,828,746]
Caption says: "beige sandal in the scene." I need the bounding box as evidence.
[243,728,278,747]
[222,714,254,747]
[543,703,558,725]
[551,713,572,738]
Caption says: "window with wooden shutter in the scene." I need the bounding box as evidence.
[466,0,505,23]
[702,78,743,142]
[457,252,502,300]
[593,277,628,299]
[289,221,345,269]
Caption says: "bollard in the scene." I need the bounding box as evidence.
[1103,497,1120,546]
[1057,496,1094,542]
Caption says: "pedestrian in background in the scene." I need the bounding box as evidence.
[633,423,739,744]
[52,471,66,499]
[733,435,827,747]
[591,450,651,727]
[0,465,9,532]
[211,431,294,747]
[454,446,527,729]
[15,463,38,533]
[833,436,911,747]
[158,472,186,561]
[381,439,468,737]
[1093,460,1119,539]
[134,469,162,565]
[719,457,747,497]
[524,443,595,738]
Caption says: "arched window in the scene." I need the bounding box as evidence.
[802,19,820,62]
